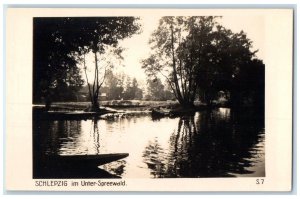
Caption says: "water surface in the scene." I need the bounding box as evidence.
[33,108,265,178]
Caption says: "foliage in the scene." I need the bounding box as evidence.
[33,17,141,111]
[123,77,143,100]
[142,16,219,107]
[33,18,84,108]
[145,78,175,101]
[100,71,144,101]
[142,16,264,108]
[103,70,125,100]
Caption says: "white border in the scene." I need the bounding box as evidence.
[1,1,298,198]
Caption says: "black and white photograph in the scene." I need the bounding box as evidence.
[5,8,293,192]
[32,15,265,179]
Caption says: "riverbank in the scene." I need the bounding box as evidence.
[32,100,197,120]
[34,100,208,111]
[34,100,182,111]
[33,100,260,121]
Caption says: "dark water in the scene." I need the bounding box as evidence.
[33,108,265,178]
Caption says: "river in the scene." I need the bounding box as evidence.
[33,108,265,178]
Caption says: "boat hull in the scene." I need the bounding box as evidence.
[34,153,129,179]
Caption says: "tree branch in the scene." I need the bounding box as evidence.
[99,63,109,89]
[83,53,93,102]
[156,69,178,99]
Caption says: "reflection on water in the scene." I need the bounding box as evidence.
[143,110,265,178]
[143,139,167,178]
[33,108,265,178]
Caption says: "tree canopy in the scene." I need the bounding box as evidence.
[142,16,264,108]
[145,78,174,101]
[34,16,264,110]
[33,17,141,110]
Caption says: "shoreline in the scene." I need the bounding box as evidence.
[33,100,263,121]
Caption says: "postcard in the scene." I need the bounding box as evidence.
[5,8,293,191]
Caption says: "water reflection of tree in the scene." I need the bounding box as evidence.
[33,118,127,178]
[142,139,166,178]
[33,119,82,177]
[91,118,126,177]
[92,118,100,154]
[142,109,265,178]
[34,120,82,156]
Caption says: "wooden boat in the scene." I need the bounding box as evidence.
[34,111,108,121]
[34,153,128,179]
[33,106,118,121]
[151,107,199,120]
[151,108,170,117]
[46,153,129,167]
[41,153,129,169]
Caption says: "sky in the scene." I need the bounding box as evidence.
[83,15,265,86]
[116,15,265,81]
[116,16,161,81]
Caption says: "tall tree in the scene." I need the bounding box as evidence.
[146,78,165,101]
[196,26,261,107]
[33,18,85,110]
[73,17,141,111]
[104,70,125,100]
[142,16,218,108]
[123,78,143,100]
[142,16,264,108]
[33,17,141,111]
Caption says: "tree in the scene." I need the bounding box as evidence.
[142,16,264,108]
[163,82,175,100]
[142,16,219,108]
[145,78,175,101]
[195,26,263,107]
[145,78,165,101]
[52,67,84,102]
[123,77,143,100]
[73,17,141,111]
[229,58,265,109]
[33,18,85,110]
[104,70,125,100]
[80,46,125,110]
[33,17,141,111]
[132,78,144,100]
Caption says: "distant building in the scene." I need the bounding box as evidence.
[76,85,108,101]
[99,93,107,101]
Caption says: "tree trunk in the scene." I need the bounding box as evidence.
[170,26,184,103]
[88,52,101,112]
[83,51,102,112]
[180,99,195,109]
